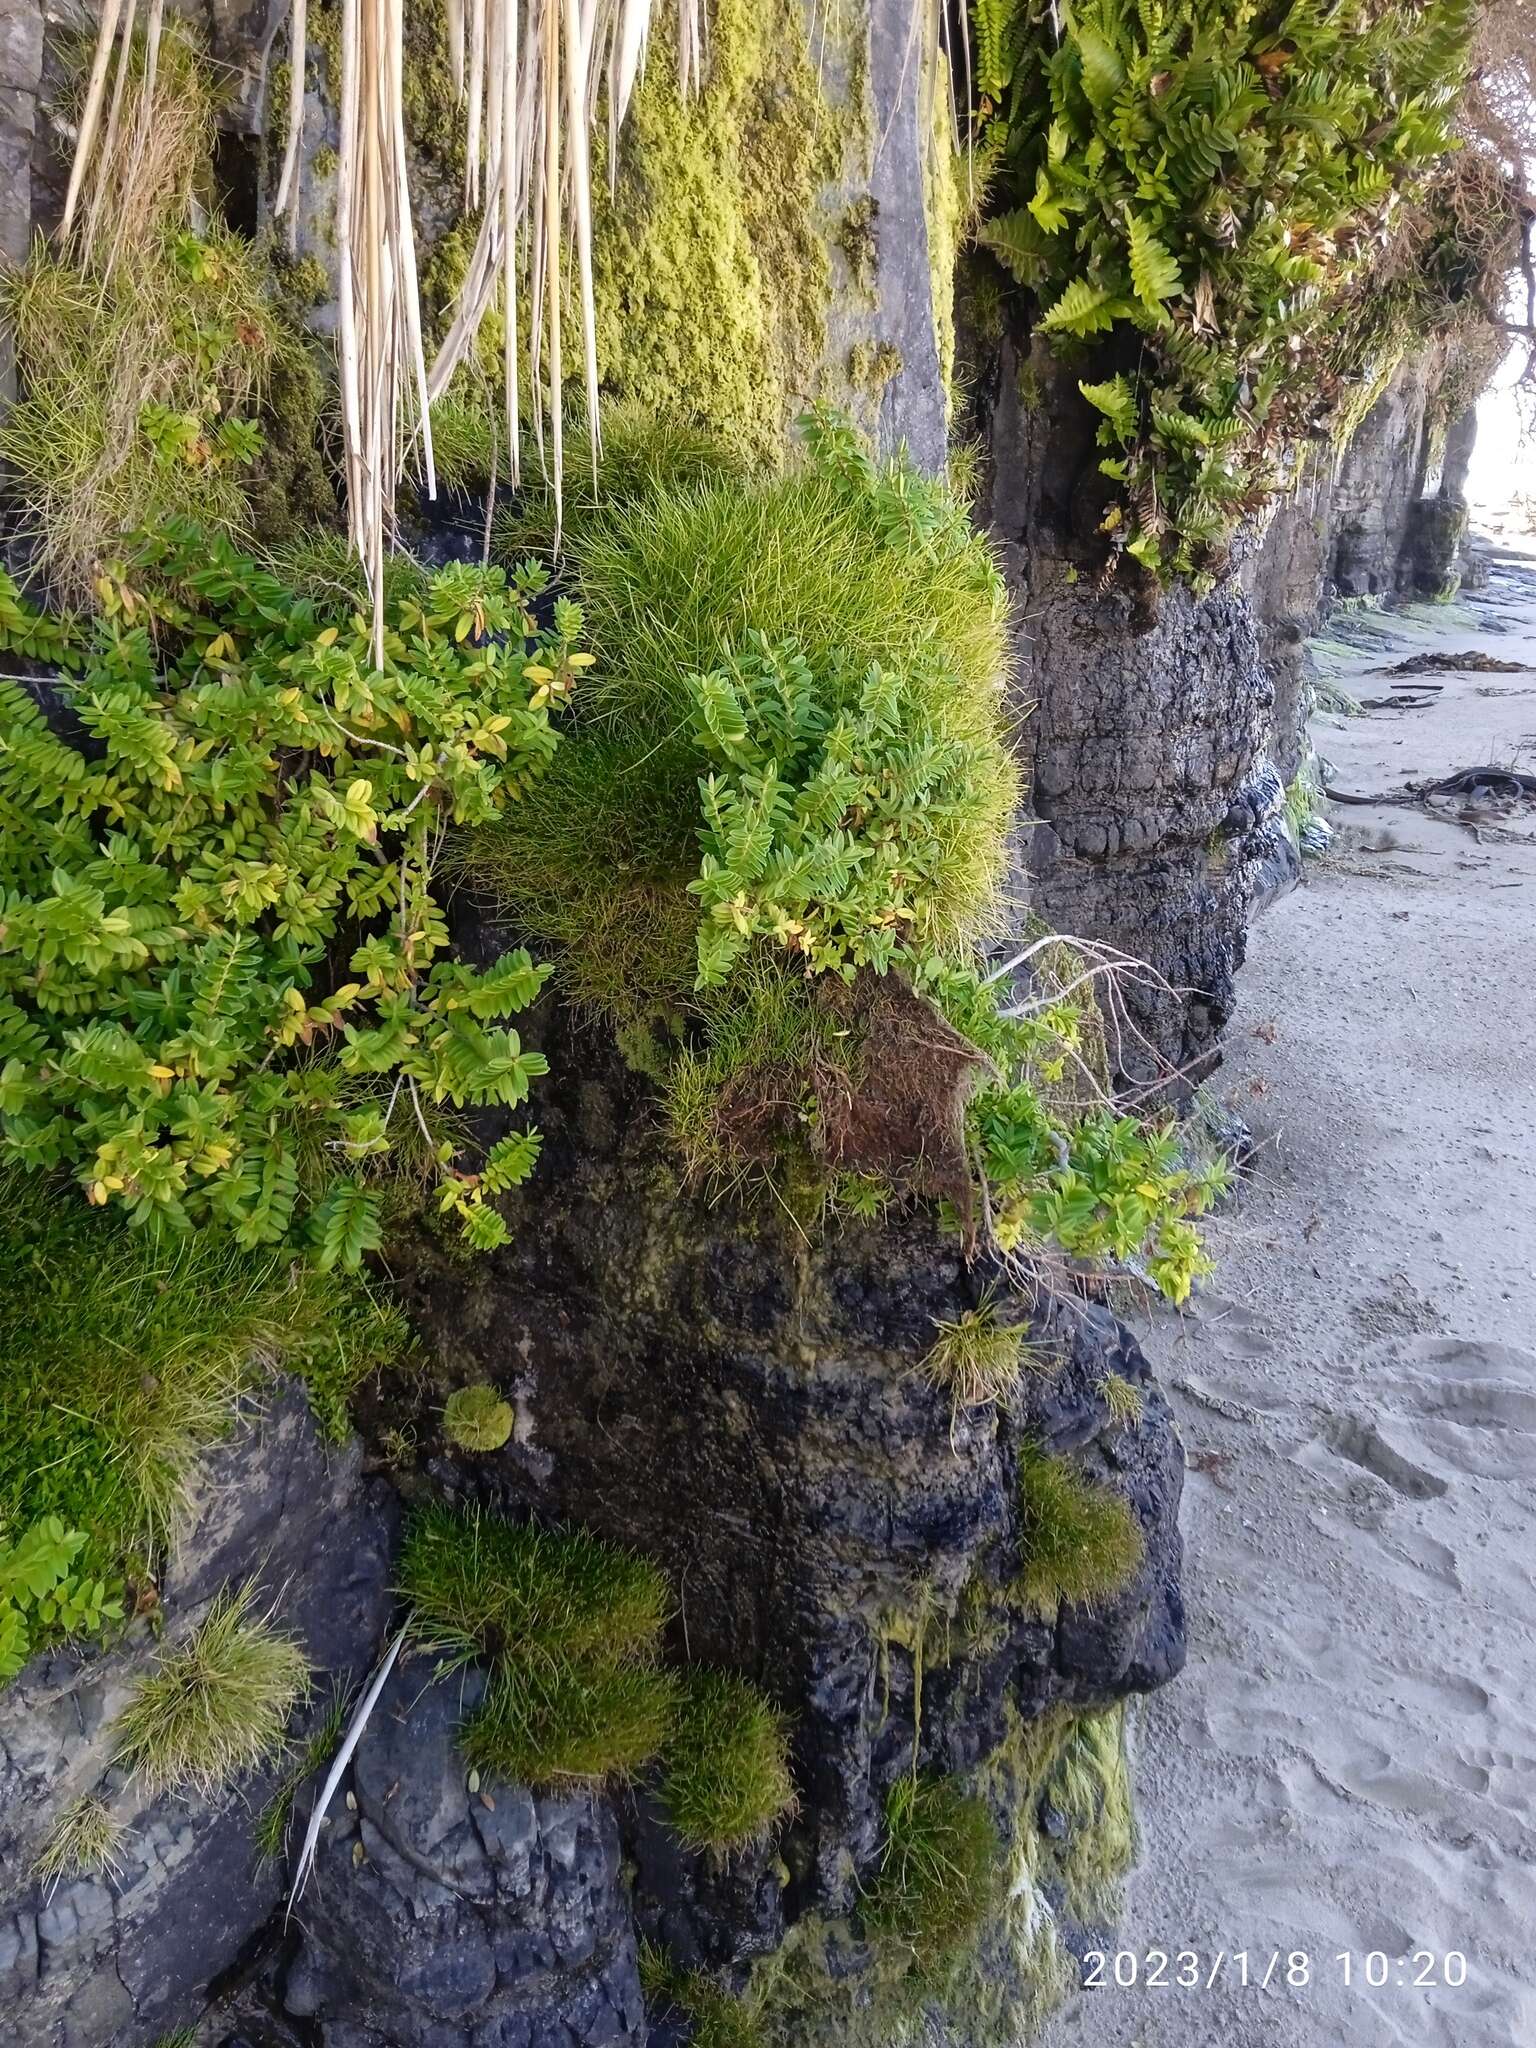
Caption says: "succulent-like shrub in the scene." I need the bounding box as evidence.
[661,1667,797,1852]
[861,1774,1002,1972]
[442,1384,515,1452]
[972,0,1479,584]
[112,1582,310,1798]
[0,526,578,1261]
[1014,1446,1145,1611]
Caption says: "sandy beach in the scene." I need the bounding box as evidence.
[1051,546,1536,2048]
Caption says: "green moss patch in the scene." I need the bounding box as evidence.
[661,1667,797,1853]
[1014,1446,1144,1612]
[589,0,842,460]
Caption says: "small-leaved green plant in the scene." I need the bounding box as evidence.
[0,1517,124,1682]
[0,523,584,1262]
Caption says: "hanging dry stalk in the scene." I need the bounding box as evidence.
[334,0,436,661]
[424,0,705,542]
[273,0,310,252]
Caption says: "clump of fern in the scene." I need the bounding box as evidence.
[1013,1446,1144,1612]
[973,0,1481,586]
[112,1583,310,1799]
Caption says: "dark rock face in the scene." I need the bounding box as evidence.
[0,1390,398,2048]
[979,340,1291,1083]
[1326,348,1481,602]
[279,1663,645,2048]
[376,1012,1186,1993]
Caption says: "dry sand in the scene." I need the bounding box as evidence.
[1050,546,1536,2048]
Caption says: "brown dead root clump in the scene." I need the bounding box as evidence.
[710,972,995,1224]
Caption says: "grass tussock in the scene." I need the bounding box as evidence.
[254,1681,352,1862]
[1014,1447,1145,1613]
[0,26,309,601]
[1098,1372,1145,1429]
[1041,1705,1137,1926]
[399,1504,672,1668]
[465,1657,681,1786]
[641,1940,766,2048]
[399,1505,794,1812]
[860,1773,1001,1973]
[661,1667,797,1853]
[399,1503,675,1786]
[112,1583,310,1799]
[33,1793,125,1889]
[0,1176,407,1570]
[921,1301,1041,1409]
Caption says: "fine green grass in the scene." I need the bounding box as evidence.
[1098,1373,1145,1429]
[464,1655,680,1786]
[640,1941,765,2048]
[860,1774,1001,1973]
[661,1667,797,1852]
[254,1680,352,1861]
[469,409,1014,1030]
[1014,1447,1145,1612]
[1040,1705,1138,1925]
[0,1174,408,1572]
[33,1793,125,1889]
[112,1583,310,1799]
[400,1504,676,1786]
[398,1504,673,1667]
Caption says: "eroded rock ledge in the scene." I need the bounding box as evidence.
[1,1024,1184,2047]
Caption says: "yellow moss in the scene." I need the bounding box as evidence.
[589,0,842,460]
[920,28,963,412]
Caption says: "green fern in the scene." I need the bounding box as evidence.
[971,0,1481,584]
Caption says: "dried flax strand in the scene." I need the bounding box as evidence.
[273,0,310,251]
[335,0,436,661]
[60,0,126,238]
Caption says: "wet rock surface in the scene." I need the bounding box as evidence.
[278,1663,645,2048]
[381,1012,1187,1963]
[0,1390,397,2048]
